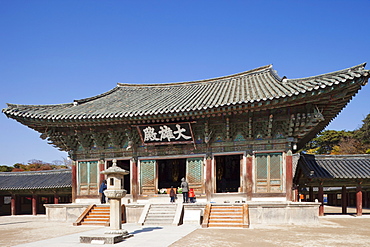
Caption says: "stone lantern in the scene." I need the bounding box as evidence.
[101,159,130,236]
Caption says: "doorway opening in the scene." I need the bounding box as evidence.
[107,160,131,194]
[215,155,241,193]
[157,159,186,189]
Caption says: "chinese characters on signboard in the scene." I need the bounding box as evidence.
[137,123,194,145]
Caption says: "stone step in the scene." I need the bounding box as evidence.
[210,215,242,219]
[80,222,107,226]
[146,216,175,220]
[144,220,173,225]
[207,223,244,228]
[84,217,109,222]
[206,205,246,228]
[147,210,176,214]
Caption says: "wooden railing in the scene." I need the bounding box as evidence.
[242,204,249,228]
[73,204,95,226]
[201,203,211,228]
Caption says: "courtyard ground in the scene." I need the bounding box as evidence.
[0,206,369,247]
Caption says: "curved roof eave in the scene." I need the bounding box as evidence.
[2,63,369,123]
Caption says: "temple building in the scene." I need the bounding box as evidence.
[3,63,370,208]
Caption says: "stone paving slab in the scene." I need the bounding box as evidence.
[1,206,370,247]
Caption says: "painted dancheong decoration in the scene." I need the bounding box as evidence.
[2,63,369,205]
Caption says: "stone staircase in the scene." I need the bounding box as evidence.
[142,204,179,226]
[74,205,110,226]
[202,204,249,228]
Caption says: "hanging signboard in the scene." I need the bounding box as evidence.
[136,122,194,145]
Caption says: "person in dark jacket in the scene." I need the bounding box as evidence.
[99,180,107,204]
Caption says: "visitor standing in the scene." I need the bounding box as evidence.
[189,188,195,203]
[180,177,189,203]
[99,180,107,204]
[169,186,176,203]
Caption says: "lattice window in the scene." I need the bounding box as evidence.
[255,153,283,193]
[78,161,98,195]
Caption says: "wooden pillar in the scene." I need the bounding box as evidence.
[246,154,253,201]
[11,194,17,216]
[356,184,363,216]
[342,186,347,214]
[72,161,77,203]
[99,160,105,183]
[54,193,59,204]
[309,186,314,202]
[32,193,37,216]
[205,156,212,202]
[131,157,138,203]
[293,186,298,202]
[318,185,324,216]
[286,151,293,201]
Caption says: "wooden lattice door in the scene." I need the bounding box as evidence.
[140,160,157,194]
[186,158,204,193]
[78,161,98,196]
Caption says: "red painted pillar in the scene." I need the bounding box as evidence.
[293,187,298,202]
[342,186,347,214]
[318,185,324,216]
[99,160,105,183]
[131,157,138,203]
[32,194,37,216]
[11,194,17,216]
[54,193,59,204]
[205,156,212,202]
[72,162,77,203]
[246,154,253,201]
[286,151,293,201]
[356,185,363,216]
[309,186,314,202]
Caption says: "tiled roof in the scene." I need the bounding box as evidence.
[299,154,370,180]
[3,63,369,122]
[0,169,71,191]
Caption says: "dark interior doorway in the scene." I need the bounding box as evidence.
[158,159,186,189]
[107,160,131,194]
[215,155,241,193]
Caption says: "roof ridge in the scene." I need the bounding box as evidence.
[4,102,73,109]
[74,86,120,104]
[0,169,72,176]
[117,64,273,88]
[286,63,367,81]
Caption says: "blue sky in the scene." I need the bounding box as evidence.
[1,1,370,166]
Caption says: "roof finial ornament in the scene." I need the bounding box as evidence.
[112,159,117,167]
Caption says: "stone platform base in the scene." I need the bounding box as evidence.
[80,233,133,244]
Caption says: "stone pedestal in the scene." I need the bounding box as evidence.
[80,233,132,245]
[80,159,132,244]
[104,189,126,231]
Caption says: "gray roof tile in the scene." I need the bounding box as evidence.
[2,63,369,122]
[0,169,71,191]
[299,154,370,180]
